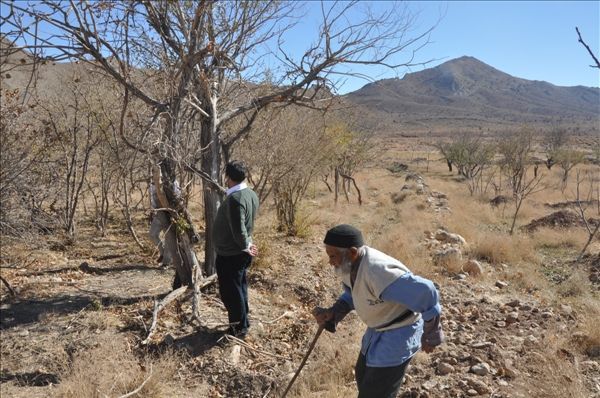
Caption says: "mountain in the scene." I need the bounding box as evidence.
[343,56,600,135]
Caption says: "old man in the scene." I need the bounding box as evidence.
[313,224,444,398]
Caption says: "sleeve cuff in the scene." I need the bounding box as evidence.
[421,302,442,322]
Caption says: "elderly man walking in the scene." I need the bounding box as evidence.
[213,161,259,338]
[313,224,444,398]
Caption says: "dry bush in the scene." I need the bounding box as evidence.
[391,191,411,204]
[55,335,179,398]
[371,205,438,278]
[574,308,600,358]
[469,231,537,265]
[517,333,589,397]
[252,232,275,271]
[432,179,500,239]
[288,324,362,398]
[292,205,318,239]
[556,269,593,298]
[532,227,587,249]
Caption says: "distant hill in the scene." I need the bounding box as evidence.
[2,46,598,136]
[343,56,600,136]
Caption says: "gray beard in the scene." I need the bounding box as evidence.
[334,257,353,279]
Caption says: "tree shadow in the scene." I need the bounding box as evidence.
[0,370,59,386]
[0,292,170,330]
[174,327,225,356]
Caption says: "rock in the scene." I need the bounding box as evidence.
[581,360,599,372]
[520,304,533,311]
[500,360,518,378]
[505,312,519,324]
[405,173,424,182]
[496,321,507,328]
[470,362,491,376]
[455,273,467,280]
[559,304,573,315]
[445,357,459,365]
[495,281,508,289]
[497,380,509,387]
[229,344,241,365]
[464,260,483,276]
[437,362,455,375]
[435,229,467,245]
[506,299,520,307]
[422,380,438,391]
[523,335,538,347]
[541,311,553,319]
[471,341,493,349]
[434,247,463,267]
[468,379,491,394]
[467,389,479,396]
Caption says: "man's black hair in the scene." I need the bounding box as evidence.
[225,161,247,183]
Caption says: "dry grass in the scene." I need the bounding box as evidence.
[531,227,587,250]
[574,310,600,358]
[289,322,362,398]
[518,333,590,398]
[469,231,537,265]
[55,335,180,398]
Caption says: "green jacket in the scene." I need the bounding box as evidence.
[212,187,259,256]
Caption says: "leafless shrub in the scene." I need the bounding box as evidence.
[497,129,545,234]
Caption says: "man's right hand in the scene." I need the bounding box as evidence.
[247,244,259,257]
[312,307,336,332]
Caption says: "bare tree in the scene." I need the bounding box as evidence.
[543,128,567,170]
[324,120,370,204]
[576,27,600,68]
[497,129,545,234]
[571,170,600,260]
[0,88,54,234]
[2,1,436,328]
[434,140,454,172]
[437,134,495,195]
[554,149,586,191]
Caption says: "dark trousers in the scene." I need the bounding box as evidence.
[216,252,252,335]
[355,353,411,398]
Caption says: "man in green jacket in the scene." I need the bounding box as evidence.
[213,161,259,338]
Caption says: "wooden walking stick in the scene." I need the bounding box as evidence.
[281,325,325,398]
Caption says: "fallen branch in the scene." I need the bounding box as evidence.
[220,334,292,361]
[261,311,294,325]
[141,274,217,345]
[0,275,16,297]
[141,286,189,345]
[118,365,153,398]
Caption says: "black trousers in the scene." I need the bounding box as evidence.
[355,353,411,398]
[216,252,252,335]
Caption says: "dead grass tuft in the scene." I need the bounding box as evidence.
[289,324,362,397]
[573,303,600,358]
[55,335,179,398]
[532,227,587,250]
[556,269,593,298]
[518,332,590,397]
[469,231,537,265]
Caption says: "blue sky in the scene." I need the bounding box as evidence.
[282,1,600,94]
[2,1,598,94]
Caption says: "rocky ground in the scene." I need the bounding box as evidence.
[1,170,598,398]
